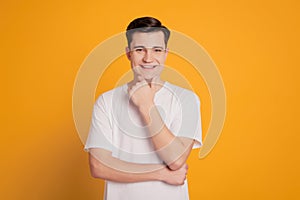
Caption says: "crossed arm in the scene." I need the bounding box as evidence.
[139,104,195,170]
[89,148,189,185]
[88,114,194,185]
[127,77,195,170]
[88,77,197,185]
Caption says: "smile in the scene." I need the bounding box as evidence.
[141,65,157,69]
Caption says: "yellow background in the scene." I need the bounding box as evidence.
[1,0,299,199]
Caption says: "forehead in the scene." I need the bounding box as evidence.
[130,31,165,48]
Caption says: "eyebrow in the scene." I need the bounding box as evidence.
[133,45,164,49]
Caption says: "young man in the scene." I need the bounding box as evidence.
[85,17,202,200]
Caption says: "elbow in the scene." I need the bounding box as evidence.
[166,138,194,171]
[89,159,106,179]
[90,167,101,178]
[167,158,186,171]
[90,162,101,178]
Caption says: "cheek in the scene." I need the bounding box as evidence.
[156,65,164,74]
[156,56,166,64]
[130,57,142,67]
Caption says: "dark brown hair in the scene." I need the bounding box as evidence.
[126,17,170,48]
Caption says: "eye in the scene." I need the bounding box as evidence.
[153,48,163,52]
[134,48,144,52]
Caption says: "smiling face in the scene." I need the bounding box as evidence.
[126,31,168,81]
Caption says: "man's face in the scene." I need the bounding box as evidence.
[126,31,167,80]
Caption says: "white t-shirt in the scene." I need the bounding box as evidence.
[85,82,202,200]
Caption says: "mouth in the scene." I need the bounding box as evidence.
[141,65,157,69]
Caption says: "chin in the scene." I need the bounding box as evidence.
[142,75,155,81]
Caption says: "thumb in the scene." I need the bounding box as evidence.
[137,75,144,82]
[151,76,159,89]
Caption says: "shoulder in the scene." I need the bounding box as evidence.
[94,84,127,106]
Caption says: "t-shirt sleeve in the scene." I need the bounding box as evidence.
[84,95,113,152]
[169,91,202,149]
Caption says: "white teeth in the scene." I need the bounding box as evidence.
[142,65,155,69]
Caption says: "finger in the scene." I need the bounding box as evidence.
[128,84,134,92]
[150,76,159,89]
[136,80,145,86]
[127,87,133,97]
[136,76,148,86]
[128,85,137,96]
[136,76,147,85]
[127,86,132,94]
[137,75,144,82]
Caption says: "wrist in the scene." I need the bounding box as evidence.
[138,102,154,116]
[155,166,169,181]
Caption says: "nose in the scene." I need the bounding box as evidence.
[142,49,154,63]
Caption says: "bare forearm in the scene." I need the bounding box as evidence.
[90,154,166,183]
[127,79,194,170]
[139,105,193,169]
[89,148,167,183]
[89,151,188,185]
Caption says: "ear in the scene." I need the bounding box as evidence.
[165,47,169,58]
[125,47,131,60]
